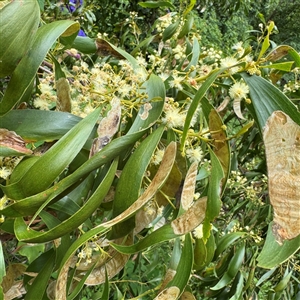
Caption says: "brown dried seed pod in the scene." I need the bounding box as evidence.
[263,111,300,243]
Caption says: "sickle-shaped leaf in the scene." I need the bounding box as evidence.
[112,197,206,254]
[211,241,245,290]
[241,73,300,130]
[202,97,230,194]
[128,74,165,134]
[14,159,118,243]
[166,233,193,295]
[0,110,82,142]
[2,108,100,199]
[202,148,224,240]
[55,142,177,297]
[181,68,225,150]
[257,222,300,269]
[110,125,165,239]
[0,20,79,116]
[0,130,147,218]
[0,0,40,77]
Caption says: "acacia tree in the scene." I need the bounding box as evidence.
[0,1,299,299]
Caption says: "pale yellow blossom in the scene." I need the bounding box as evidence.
[220,57,239,74]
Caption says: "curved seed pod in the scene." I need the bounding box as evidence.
[263,111,300,243]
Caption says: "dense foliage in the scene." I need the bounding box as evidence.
[0,0,299,299]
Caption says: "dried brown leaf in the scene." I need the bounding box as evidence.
[209,109,230,190]
[233,98,245,120]
[4,280,26,300]
[2,263,27,293]
[134,200,158,234]
[0,128,32,155]
[159,268,176,292]
[171,197,207,235]
[180,291,196,300]
[90,97,121,156]
[155,286,180,300]
[96,39,125,59]
[263,111,300,243]
[75,236,132,285]
[55,257,73,300]
[181,162,198,210]
[103,142,176,228]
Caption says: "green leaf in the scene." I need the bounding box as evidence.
[255,268,276,287]
[128,74,165,134]
[138,1,175,9]
[241,73,299,130]
[97,40,147,78]
[0,0,40,77]
[0,110,82,142]
[0,242,5,284]
[257,222,300,269]
[167,233,193,294]
[101,268,110,300]
[203,148,224,240]
[131,35,156,57]
[67,264,96,300]
[214,232,245,258]
[110,126,165,238]
[181,68,224,149]
[68,36,97,54]
[273,268,293,292]
[24,249,55,300]
[182,0,196,16]
[162,20,180,41]
[18,242,45,264]
[0,130,147,217]
[0,20,79,116]
[193,231,215,271]
[56,143,177,294]
[2,108,100,199]
[112,224,176,254]
[257,21,274,60]
[14,159,118,243]
[287,47,300,67]
[229,272,244,300]
[261,61,294,72]
[183,37,200,72]
[211,241,245,290]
